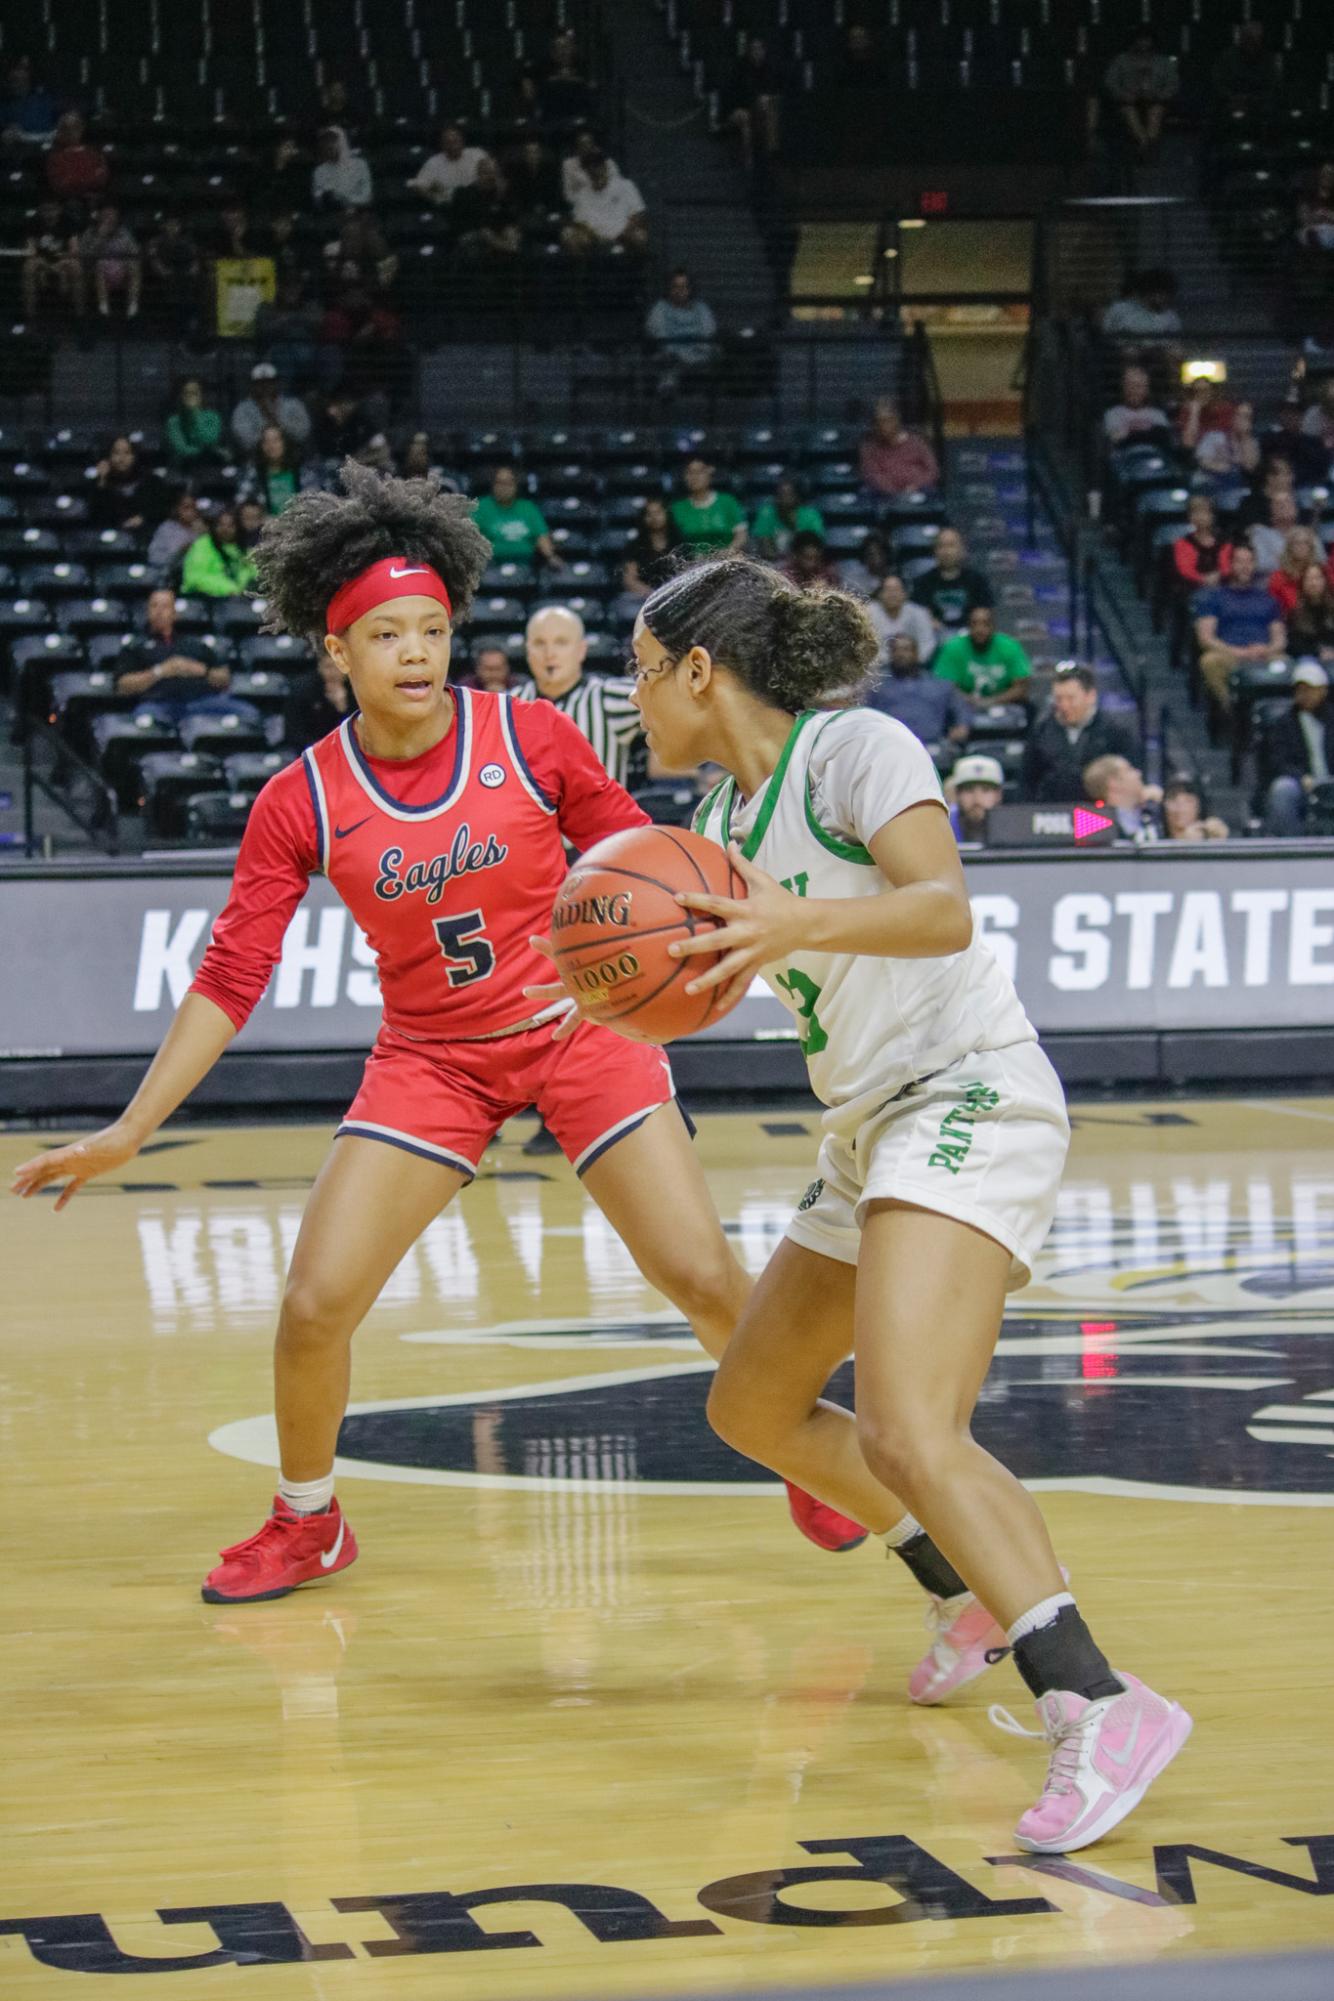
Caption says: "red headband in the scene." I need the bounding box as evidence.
[325,557,452,634]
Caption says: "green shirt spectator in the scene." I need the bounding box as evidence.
[181,509,259,597]
[472,464,562,568]
[671,456,747,552]
[933,609,1032,703]
[751,478,825,559]
[164,377,224,465]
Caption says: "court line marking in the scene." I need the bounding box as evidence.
[1237,1100,1334,1124]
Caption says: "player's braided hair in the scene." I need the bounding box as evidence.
[254,459,491,641]
[641,555,878,712]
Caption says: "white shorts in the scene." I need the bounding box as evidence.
[785,1042,1070,1291]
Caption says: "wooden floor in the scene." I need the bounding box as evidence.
[2,1096,1333,1998]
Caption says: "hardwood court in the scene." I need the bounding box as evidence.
[2,1097,1333,1998]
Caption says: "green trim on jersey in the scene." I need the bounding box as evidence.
[802,714,876,863]
[692,778,728,837]
[722,709,820,860]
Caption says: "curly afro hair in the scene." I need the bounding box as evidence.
[253,459,492,641]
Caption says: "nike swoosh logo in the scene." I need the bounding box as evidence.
[334,816,373,839]
[1099,1706,1144,1770]
[389,564,429,578]
[319,1518,346,1569]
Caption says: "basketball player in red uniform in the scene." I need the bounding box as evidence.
[11,465,899,1597]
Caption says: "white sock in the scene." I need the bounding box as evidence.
[1006,1591,1076,1647]
[279,1472,335,1515]
[879,1511,923,1549]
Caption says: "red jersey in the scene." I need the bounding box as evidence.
[191,687,647,1039]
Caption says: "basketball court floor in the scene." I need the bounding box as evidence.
[2,1095,1333,1997]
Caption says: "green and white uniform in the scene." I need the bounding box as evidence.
[694,707,1069,1286]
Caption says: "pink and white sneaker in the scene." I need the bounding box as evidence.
[990,1671,1193,1853]
[908,1592,1007,1705]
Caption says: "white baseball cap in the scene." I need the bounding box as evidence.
[250,361,278,381]
[1292,660,1329,689]
[952,754,1004,788]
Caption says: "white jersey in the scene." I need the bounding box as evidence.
[693,707,1036,1141]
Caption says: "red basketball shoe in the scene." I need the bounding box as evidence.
[201,1496,358,1603]
[785,1480,869,1552]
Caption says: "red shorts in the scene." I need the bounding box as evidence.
[338,1018,676,1179]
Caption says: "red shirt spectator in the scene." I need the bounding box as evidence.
[45,110,109,202]
[1172,497,1232,587]
[858,397,940,495]
[1268,528,1334,619]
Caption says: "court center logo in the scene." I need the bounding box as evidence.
[209,1305,1334,1506]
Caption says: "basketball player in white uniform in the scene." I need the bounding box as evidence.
[601,556,1192,1855]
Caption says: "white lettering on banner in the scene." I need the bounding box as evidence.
[969,894,1020,983]
[273,906,348,1009]
[1049,893,1112,990]
[1114,892,1174,990]
[346,925,381,1008]
[1167,891,1229,989]
[1232,888,1288,986]
[137,1214,209,1318]
[1289,889,1334,985]
[132,909,210,1012]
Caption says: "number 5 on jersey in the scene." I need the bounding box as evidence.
[433,909,495,988]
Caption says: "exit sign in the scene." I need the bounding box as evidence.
[921,190,950,214]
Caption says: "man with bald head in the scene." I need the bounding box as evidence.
[517,603,642,787]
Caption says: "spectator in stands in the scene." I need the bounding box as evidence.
[89,436,162,533]
[1161,774,1230,843]
[45,110,108,205]
[21,199,80,320]
[1248,490,1309,577]
[473,465,564,570]
[1237,454,1298,536]
[236,499,267,550]
[213,199,256,261]
[838,530,892,598]
[946,754,1005,844]
[239,424,314,516]
[1,56,59,142]
[1193,399,1261,481]
[1194,542,1288,713]
[1103,31,1177,159]
[312,127,372,211]
[411,124,490,206]
[164,377,225,468]
[1300,382,1334,456]
[538,31,595,128]
[1083,754,1163,844]
[320,283,408,413]
[313,389,371,464]
[77,203,140,320]
[1297,162,1334,252]
[865,572,936,668]
[670,457,746,553]
[181,506,258,598]
[464,644,517,694]
[318,80,360,129]
[453,158,522,258]
[1287,563,1334,665]
[231,362,312,455]
[1211,21,1280,123]
[253,273,322,387]
[751,476,825,560]
[1020,663,1140,802]
[645,270,718,396]
[722,35,783,172]
[622,497,682,599]
[912,527,993,635]
[399,433,447,482]
[284,652,353,752]
[110,587,254,732]
[933,606,1033,706]
[507,137,563,226]
[147,491,205,576]
[1263,398,1330,485]
[1268,528,1330,620]
[1257,663,1334,835]
[561,128,620,206]
[563,153,648,256]
[1100,269,1183,342]
[837,24,892,98]
[868,634,969,748]
[782,530,839,589]
[324,209,398,292]
[858,398,940,498]
[1103,364,1170,447]
[519,606,642,789]
[270,136,311,211]
[263,211,310,291]
[1174,496,1233,588]
[146,213,201,327]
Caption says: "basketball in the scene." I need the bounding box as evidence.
[550,826,747,1043]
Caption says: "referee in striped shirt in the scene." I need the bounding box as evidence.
[516,605,642,788]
